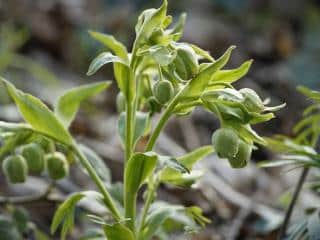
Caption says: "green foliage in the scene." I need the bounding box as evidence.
[261,86,320,238]
[0,0,283,239]
[1,78,73,145]
[0,24,58,86]
[51,191,102,240]
[55,82,111,127]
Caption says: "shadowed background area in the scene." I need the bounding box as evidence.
[0,0,320,239]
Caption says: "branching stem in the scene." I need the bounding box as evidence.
[72,143,122,221]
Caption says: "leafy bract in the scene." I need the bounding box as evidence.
[0,78,72,145]
[165,13,186,41]
[141,202,210,239]
[88,30,128,61]
[87,52,128,76]
[135,0,168,47]
[208,59,253,85]
[51,191,102,240]
[180,46,235,100]
[55,82,110,127]
[177,145,214,169]
[125,152,157,197]
[88,31,134,101]
[104,223,134,240]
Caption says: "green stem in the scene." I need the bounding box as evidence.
[72,143,121,221]
[136,94,181,238]
[145,94,180,151]
[125,100,134,163]
[137,181,157,239]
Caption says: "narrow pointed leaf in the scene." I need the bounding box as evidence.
[88,30,128,61]
[209,59,253,84]
[87,52,128,76]
[180,46,235,100]
[104,223,134,240]
[178,145,214,169]
[55,82,110,127]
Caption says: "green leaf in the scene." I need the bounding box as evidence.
[297,86,320,102]
[180,46,235,100]
[142,202,209,239]
[135,0,168,46]
[88,30,128,61]
[88,31,134,102]
[157,155,189,174]
[87,52,128,76]
[209,59,253,84]
[78,144,111,182]
[1,78,72,145]
[142,202,184,239]
[166,13,186,41]
[185,206,211,227]
[160,169,204,187]
[51,191,101,240]
[190,44,214,62]
[177,145,214,169]
[104,223,134,240]
[55,82,111,127]
[125,152,157,196]
[258,160,299,168]
[118,111,150,146]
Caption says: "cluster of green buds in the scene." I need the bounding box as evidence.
[2,138,69,184]
[205,87,284,168]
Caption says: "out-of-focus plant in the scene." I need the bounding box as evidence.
[0,1,283,239]
[260,86,320,239]
[0,23,58,85]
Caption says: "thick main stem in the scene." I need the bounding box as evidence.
[125,101,134,163]
[73,143,121,221]
[278,167,309,239]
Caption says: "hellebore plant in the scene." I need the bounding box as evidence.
[0,1,284,239]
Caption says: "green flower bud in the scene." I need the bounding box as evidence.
[46,152,69,180]
[212,128,239,159]
[228,140,252,168]
[21,143,45,174]
[153,80,174,104]
[240,88,264,113]
[173,44,199,80]
[2,155,28,183]
[146,96,162,114]
[116,92,126,113]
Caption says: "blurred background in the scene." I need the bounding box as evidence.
[0,0,320,239]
